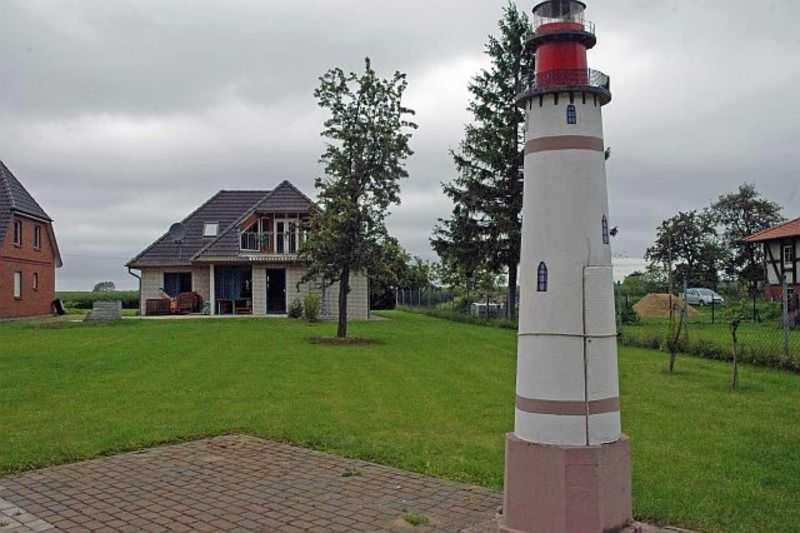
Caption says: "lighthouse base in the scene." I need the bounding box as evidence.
[499,433,632,533]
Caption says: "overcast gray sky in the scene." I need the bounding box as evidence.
[1,0,798,290]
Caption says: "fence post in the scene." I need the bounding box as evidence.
[682,277,689,343]
[711,299,716,325]
[783,273,790,359]
[730,319,740,390]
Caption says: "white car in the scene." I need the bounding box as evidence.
[685,288,725,306]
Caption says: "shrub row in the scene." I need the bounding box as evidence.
[401,306,800,373]
[619,327,800,373]
[56,291,139,310]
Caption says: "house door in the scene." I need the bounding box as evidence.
[266,269,287,315]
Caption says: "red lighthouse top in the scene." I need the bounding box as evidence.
[516,0,610,106]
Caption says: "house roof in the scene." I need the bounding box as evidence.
[128,180,315,268]
[742,217,800,243]
[0,161,62,267]
[193,181,315,261]
[127,190,269,267]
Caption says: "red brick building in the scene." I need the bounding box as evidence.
[0,162,62,318]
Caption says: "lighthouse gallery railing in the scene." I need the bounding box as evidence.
[516,68,610,97]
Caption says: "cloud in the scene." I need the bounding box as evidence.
[0,0,798,289]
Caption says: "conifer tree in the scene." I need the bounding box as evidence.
[432,3,532,319]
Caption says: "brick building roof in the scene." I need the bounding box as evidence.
[0,161,62,267]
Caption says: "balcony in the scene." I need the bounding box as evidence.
[515,68,611,106]
[240,231,303,255]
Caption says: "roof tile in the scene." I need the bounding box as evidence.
[743,217,800,243]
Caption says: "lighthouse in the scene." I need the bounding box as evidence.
[501,1,632,532]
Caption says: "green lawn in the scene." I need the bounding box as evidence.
[621,314,800,371]
[1,312,799,532]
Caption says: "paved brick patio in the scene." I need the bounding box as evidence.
[0,435,501,532]
[0,435,690,533]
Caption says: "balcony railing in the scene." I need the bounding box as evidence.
[532,17,595,37]
[240,231,303,255]
[241,232,261,252]
[516,68,610,104]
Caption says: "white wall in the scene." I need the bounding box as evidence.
[139,266,211,315]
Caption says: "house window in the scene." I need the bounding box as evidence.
[537,262,548,292]
[274,219,302,254]
[240,221,260,251]
[13,272,22,299]
[34,225,42,249]
[33,272,39,291]
[602,215,610,245]
[784,245,795,265]
[163,272,192,297]
[203,222,218,237]
[566,104,577,124]
[13,220,22,246]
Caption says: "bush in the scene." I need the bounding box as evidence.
[288,298,303,319]
[304,293,321,322]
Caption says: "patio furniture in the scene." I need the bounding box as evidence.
[145,298,171,316]
[175,292,202,314]
[235,299,253,315]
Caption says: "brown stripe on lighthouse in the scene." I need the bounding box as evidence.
[525,135,604,155]
[516,396,620,416]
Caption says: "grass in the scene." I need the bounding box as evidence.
[1,312,799,532]
[620,314,800,371]
[402,512,431,527]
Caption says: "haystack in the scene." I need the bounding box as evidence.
[633,293,699,319]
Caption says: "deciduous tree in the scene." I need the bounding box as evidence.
[645,210,727,288]
[301,58,417,337]
[710,183,783,291]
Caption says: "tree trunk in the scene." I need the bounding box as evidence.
[337,266,350,338]
[507,263,517,321]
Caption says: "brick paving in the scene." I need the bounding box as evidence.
[0,435,691,533]
[0,435,500,532]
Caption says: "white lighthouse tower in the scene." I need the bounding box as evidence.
[501,1,632,532]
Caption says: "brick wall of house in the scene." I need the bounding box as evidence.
[0,215,57,318]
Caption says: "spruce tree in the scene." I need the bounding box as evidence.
[432,2,532,319]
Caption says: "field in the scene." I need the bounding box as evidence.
[1,311,799,532]
[56,290,139,310]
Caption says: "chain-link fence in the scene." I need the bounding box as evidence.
[396,286,519,321]
[616,276,800,372]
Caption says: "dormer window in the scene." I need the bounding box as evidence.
[13,220,22,246]
[203,222,218,237]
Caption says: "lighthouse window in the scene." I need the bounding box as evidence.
[602,215,610,244]
[566,105,577,124]
[537,262,548,292]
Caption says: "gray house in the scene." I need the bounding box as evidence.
[127,181,369,318]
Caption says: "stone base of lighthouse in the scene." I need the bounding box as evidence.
[499,433,632,533]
